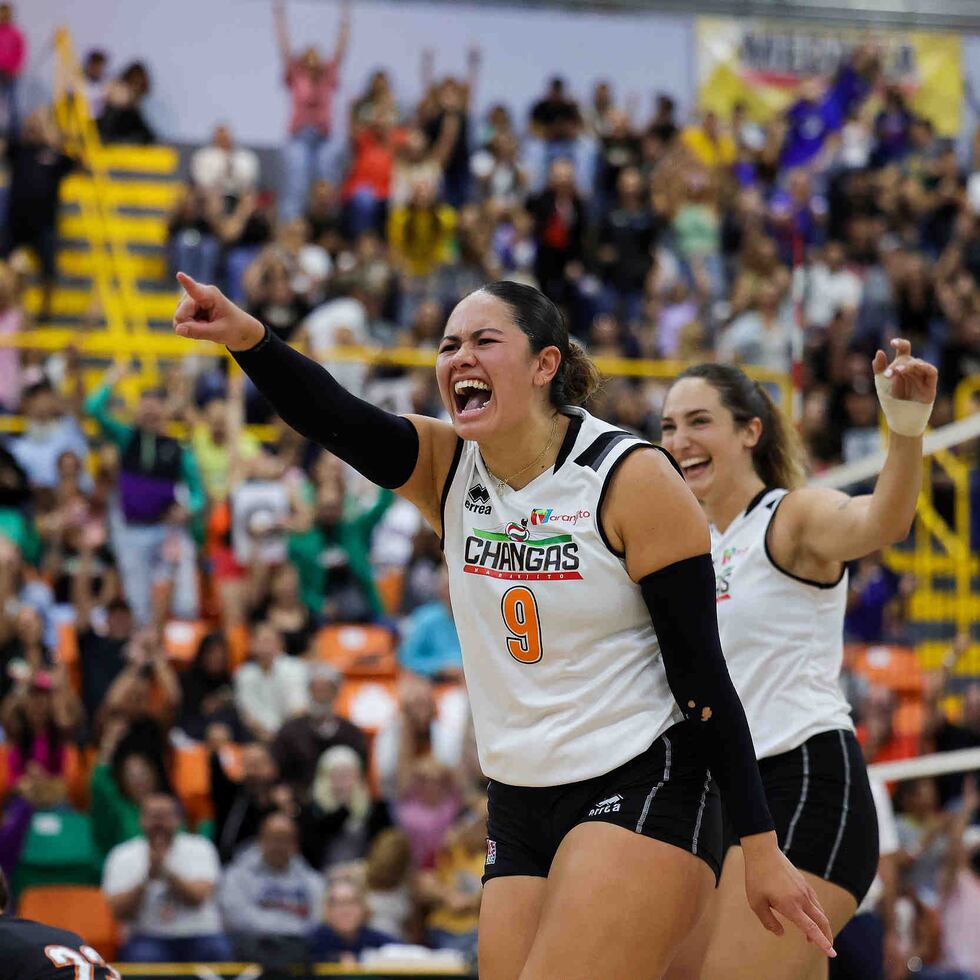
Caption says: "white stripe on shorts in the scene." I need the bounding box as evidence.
[823,730,852,879]
[692,770,711,855]
[782,742,810,854]
[635,736,672,834]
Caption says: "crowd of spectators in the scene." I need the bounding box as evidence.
[0,2,977,975]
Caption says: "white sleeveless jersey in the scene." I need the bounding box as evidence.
[712,487,854,760]
[442,408,682,786]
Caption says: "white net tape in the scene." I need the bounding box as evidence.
[868,746,980,783]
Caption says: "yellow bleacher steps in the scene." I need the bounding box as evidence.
[61,174,181,211]
[58,212,167,247]
[909,591,980,623]
[91,144,179,174]
[26,286,179,320]
[57,249,167,281]
[916,641,980,673]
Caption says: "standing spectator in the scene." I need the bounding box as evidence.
[1,110,75,323]
[525,158,586,307]
[233,621,308,742]
[81,49,109,117]
[872,87,915,167]
[529,76,582,146]
[373,673,465,801]
[595,109,640,212]
[309,876,397,963]
[219,812,323,966]
[716,279,794,372]
[0,3,25,134]
[275,0,351,220]
[681,110,736,171]
[209,734,290,864]
[85,368,204,626]
[937,778,980,977]
[398,564,462,679]
[166,183,221,286]
[212,189,275,304]
[272,663,368,797]
[190,125,261,203]
[394,756,462,870]
[176,631,242,743]
[97,62,155,144]
[341,102,401,239]
[102,793,232,963]
[10,378,88,491]
[298,745,391,871]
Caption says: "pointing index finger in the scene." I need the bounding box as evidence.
[176,271,212,304]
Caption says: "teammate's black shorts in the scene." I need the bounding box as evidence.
[483,720,722,885]
[722,728,878,904]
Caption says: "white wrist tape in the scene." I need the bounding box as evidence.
[874,372,932,437]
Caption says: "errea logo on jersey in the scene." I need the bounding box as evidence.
[465,483,492,515]
[588,793,624,816]
[530,507,591,526]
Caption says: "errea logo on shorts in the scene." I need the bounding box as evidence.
[530,507,591,526]
[486,839,497,865]
[588,793,624,816]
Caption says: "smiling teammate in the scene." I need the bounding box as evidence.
[173,274,834,979]
[660,342,937,980]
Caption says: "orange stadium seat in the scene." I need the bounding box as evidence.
[847,643,924,695]
[335,678,400,735]
[375,569,405,616]
[317,624,397,677]
[18,885,120,962]
[63,744,94,811]
[226,623,250,671]
[55,621,81,694]
[163,620,208,667]
[171,744,213,827]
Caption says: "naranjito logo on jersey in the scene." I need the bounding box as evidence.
[465,483,492,515]
[715,546,746,602]
[464,518,582,581]
[530,506,591,526]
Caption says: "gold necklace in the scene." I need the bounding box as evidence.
[484,415,560,494]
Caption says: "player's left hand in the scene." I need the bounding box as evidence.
[741,833,836,956]
[873,338,938,405]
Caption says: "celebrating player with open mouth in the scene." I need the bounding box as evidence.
[174,273,833,980]
[661,343,937,980]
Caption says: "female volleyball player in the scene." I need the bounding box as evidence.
[660,343,937,980]
[174,274,833,979]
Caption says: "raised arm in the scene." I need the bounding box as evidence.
[331,0,351,68]
[273,0,292,69]
[605,447,835,956]
[771,339,938,567]
[172,273,457,532]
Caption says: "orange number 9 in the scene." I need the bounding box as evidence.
[501,586,543,664]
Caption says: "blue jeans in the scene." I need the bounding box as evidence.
[169,231,220,284]
[427,927,478,959]
[112,520,199,626]
[343,187,386,239]
[224,245,262,305]
[120,933,233,963]
[282,126,332,221]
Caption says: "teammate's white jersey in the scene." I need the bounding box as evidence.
[711,487,854,760]
[442,408,682,786]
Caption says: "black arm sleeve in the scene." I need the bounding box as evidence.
[232,326,420,489]
[640,553,774,839]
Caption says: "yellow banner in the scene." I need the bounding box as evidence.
[696,18,962,137]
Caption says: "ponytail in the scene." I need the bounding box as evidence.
[553,339,602,407]
[671,363,805,490]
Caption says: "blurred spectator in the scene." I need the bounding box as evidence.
[399,527,443,614]
[272,662,368,797]
[275,0,351,220]
[177,631,242,743]
[233,621,308,742]
[210,734,292,864]
[298,745,391,871]
[342,94,401,239]
[91,716,169,859]
[219,812,323,966]
[526,158,586,307]
[243,249,312,342]
[85,368,204,626]
[167,184,221,286]
[0,261,23,410]
[9,377,87,491]
[681,111,736,170]
[309,875,397,963]
[81,49,109,117]
[937,778,980,977]
[0,666,81,784]
[212,189,276,304]
[374,673,465,801]
[1,110,76,322]
[250,563,317,656]
[0,606,52,699]
[923,635,980,806]
[895,777,950,908]
[394,756,462,870]
[859,684,919,766]
[398,564,462,679]
[364,829,416,941]
[419,799,487,958]
[103,793,231,962]
[648,92,678,144]
[529,76,582,145]
[872,87,915,167]
[805,240,863,330]
[0,2,25,134]
[97,61,155,144]
[470,130,526,209]
[844,552,911,644]
[191,124,260,203]
[716,279,793,372]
